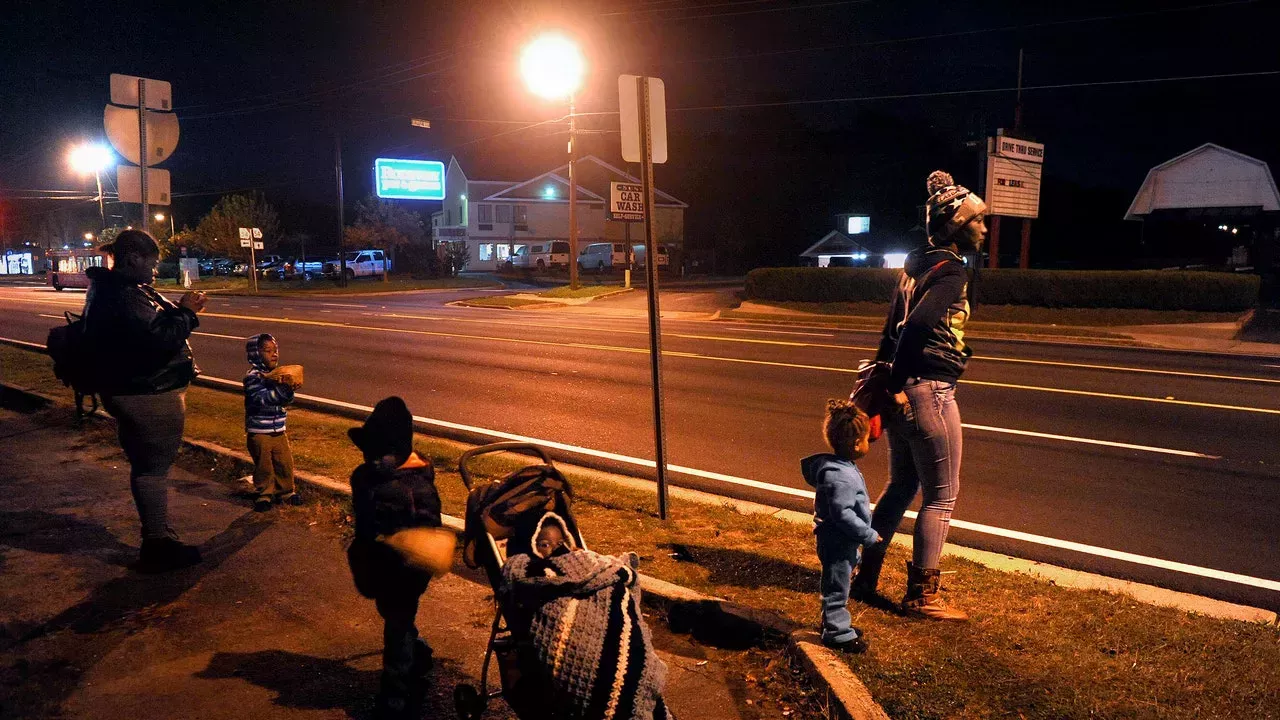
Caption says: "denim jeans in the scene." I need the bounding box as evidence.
[102,389,186,540]
[816,528,862,644]
[869,378,962,571]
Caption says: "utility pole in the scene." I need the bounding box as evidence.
[1014,48,1032,269]
[334,129,347,287]
[567,95,579,290]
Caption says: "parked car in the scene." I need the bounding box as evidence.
[292,255,335,281]
[258,258,292,281]
[323,250,392,280]
[577,242,628,273]
[512,241,570,271]
[631,243,670,269]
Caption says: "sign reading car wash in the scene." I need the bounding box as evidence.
[608,181,645,221]
[374,158,445,200]
[985,135,1045,219]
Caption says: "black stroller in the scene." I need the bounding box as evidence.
[453,442,585,720]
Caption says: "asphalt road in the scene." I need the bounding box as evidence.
[3,281,1278,610]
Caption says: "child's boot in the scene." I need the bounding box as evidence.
[902,562,968,622]
[411,638,434,677]
[850,540,892,608]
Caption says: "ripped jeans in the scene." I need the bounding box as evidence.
[868,378,962,571]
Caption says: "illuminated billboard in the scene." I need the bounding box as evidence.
[374,158,445,200]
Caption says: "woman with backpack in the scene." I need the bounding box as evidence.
[82,230,208,573]
[851,171,987,621]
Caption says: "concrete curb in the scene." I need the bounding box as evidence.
[789,632,891,720]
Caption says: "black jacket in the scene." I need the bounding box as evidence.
[875,246,972,392]
[347,454,442,598]
[81,267,200,396]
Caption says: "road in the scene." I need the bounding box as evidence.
[2,281,1278,610]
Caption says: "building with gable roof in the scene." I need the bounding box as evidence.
[431,155,688,271]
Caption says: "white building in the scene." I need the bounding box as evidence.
[431,155,688,272]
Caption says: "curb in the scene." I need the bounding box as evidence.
[0,379,891,720]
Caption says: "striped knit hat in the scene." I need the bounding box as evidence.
[925,170,987,245]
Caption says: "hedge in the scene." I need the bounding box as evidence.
[744,268,1259,312]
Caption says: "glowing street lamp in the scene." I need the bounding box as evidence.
[521,32,585,288]
[68,143,113,230]
[154,212,175,237]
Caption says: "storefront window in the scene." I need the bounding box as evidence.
[479,244,494,261]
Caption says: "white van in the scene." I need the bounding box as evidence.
[577,242,628,272]
[512,241,570,271]
[631,244,670,269]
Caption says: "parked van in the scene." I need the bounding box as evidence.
[577,242,628,273]
[512,241,570,271]
[631,243,670,269]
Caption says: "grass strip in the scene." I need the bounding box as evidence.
[153,276,492,296]
[538,285,629,299]
[455,296,556,309]
[3,344,1277,719]
[737,301,1243,328]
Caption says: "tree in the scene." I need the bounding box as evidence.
[345,194,426,281]
[193,193,280,259]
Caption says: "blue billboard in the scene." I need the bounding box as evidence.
[374,158,446,200]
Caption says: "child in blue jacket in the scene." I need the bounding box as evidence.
[244,333,300,511]
[802,399,881,652]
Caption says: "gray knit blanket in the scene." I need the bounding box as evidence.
[502,550,672,720]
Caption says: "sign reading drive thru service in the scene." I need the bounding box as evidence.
[608,182,645,222]
[985,135,1045,219]
[374,158,445,200]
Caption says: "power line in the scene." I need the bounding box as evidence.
[600,0,868,21]
[663,0,1260,66]
[598,0,797,17]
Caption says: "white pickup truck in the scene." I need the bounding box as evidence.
[324,250,392,280]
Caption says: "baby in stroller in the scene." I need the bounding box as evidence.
[501,511,673,720]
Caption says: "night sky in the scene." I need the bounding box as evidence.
[2,0,1276,268]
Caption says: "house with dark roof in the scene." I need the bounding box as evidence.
[431,155,688,271]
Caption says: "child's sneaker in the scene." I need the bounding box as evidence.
[254,496,273,512]
[280,492,303,507]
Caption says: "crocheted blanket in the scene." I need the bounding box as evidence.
[502,550,672,720]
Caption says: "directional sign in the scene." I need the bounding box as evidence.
[253,241,264,250]
[252,228,263,239]
[239,228,251,239]
[410,118,431,129]
[116,166,170,205]
[374,158,445,200]
[104,104,180,166]
[608,181,645,222]
[109,74,173,111]
[240,239,252,248]
[619,75,667,164]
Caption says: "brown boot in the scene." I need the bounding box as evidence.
[902,562,968,622]
[850,540,889,605]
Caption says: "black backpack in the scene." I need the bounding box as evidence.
[46,311,100,415]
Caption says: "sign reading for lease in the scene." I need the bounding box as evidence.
[985,155,1043,218]
[609,182,645,221]
[374,158,445,200]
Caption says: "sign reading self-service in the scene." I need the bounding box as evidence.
[374,158,446,200]
[608,182,645,222]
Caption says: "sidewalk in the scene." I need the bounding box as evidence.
[0,408,763,720]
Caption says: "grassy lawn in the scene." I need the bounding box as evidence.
[740,300,1245,327]
[4,343,1278,719]
[538,285,630,299]
[153,276,494,295]
[455,296,555,309]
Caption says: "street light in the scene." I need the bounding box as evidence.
[68,143,112,231]
[521,32,585,289]
[154,212,175,237]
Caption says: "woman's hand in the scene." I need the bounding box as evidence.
[178,291,208,313]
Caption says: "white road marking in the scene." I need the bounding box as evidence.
[37,314,63,320]
[979,355,1280,385]
[193,331,249,340]
[322,302,367,308]
[963,424,1220,459]
[188,372,1280,594]
[962,378,1280,416]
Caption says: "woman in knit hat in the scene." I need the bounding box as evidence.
[850,171,987,622]
[346,397,443,719]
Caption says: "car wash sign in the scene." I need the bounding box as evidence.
[374,158,445,200]
[608,181,645,222]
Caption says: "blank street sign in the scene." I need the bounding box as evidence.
[116,166,170,205]
[109,73,173,111]
[619,75,667,164]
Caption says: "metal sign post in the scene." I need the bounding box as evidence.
[240,228,260,293]
[138,79,149,225]
[637,77,670,520]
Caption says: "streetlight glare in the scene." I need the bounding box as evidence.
[520,33,584,100]
[155,213,166,221]
[68,143,113,174]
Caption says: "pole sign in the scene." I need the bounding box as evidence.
[984,135,1045,219]
[240,239,251,248]
[374,158,445,200]
[608,182,645,221]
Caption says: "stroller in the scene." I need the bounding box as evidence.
[453,442,585,720]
